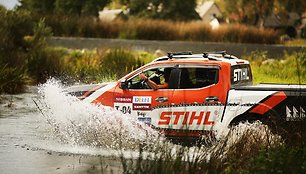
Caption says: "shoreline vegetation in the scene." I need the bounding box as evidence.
[1,44,305,94]
[0,8,305,94]
[44,15,279,44]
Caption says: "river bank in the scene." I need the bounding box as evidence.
[48,37,304,58]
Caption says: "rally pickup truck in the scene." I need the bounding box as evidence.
[67,51,306,139]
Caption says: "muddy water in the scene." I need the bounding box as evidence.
[0,98,114,173]
[0,82,150,174]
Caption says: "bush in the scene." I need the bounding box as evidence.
[26,19,62,84]
[247,145,306,173]
[62,49,103,83]
[100,49,145,79]
[56,48,148,83]
[0,9,32,67]
[0,9,33,93]
[27,47,66,84]
[301,26,306,38]
[0,65,26,94]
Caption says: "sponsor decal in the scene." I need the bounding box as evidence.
[114,96,152,114]
[138,117,151,124]
[137,111,147,117]
[158,111,214,125]
[233,68,249,82]
[133,104,151,110]
[133,96,152,104]
[115,97,132,103]
[114,97,133,114]
[286,106,306,121]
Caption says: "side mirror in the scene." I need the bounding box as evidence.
[119,79,128,90]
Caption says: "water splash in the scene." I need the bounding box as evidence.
[35,79,282,158]
[36,79,163,150]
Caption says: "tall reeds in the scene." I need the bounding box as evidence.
[43,16,280,44]
[118,122,287,174]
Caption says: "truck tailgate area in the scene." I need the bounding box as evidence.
[234,84,306,92]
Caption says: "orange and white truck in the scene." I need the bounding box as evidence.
[67,51,306,139]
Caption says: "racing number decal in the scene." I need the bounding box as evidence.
[115,105,132,114]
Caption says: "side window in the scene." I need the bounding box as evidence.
[179,68,219,89]
[231,64,252,85]
[127,68,170,89]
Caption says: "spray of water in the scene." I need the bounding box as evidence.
[36,79,163,150]
[35,78,283,163]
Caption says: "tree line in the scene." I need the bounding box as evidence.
[17,0,305,24]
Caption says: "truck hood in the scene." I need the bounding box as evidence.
[65,82,116,99]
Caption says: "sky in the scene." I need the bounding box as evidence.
[0,0,19,9]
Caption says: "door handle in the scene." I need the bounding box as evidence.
[155,97,168,103]
[205,96,219,102]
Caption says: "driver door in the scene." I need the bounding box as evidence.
[112,66,176,124]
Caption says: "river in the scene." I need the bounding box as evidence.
[0,80,159,174]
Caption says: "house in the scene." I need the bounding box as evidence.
[196,1,222,29]
[264,12,302,38]
[196,1,222,22]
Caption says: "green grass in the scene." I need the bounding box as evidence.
[284,39,306,46]
[243,50,306,84]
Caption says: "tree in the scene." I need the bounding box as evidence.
[54,0,111,16]
[221,0,273,25]
[18,0,56,14]
[54,0,84,16]
[221,0,305,26]
[158,0,200,21]
[18,0,111,17]
[125,0,200,21]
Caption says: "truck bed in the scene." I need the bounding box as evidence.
[234,84,306,92]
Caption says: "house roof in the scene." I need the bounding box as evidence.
[99,9,123,21]
[196,1,216,17]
